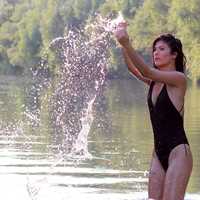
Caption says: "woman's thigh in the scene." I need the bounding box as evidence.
[162,144,193,200]
[148,151,165,200]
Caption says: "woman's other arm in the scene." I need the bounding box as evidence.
[122,48,151,85]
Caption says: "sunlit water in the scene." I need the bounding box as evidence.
[0,77,200,200]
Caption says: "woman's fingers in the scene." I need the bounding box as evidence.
[114,29,129,44]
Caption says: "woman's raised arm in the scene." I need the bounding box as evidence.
[122,48,151,85]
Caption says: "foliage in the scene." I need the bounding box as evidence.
[0,0,200,80]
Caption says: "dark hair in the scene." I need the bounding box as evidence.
[152,33,186,73]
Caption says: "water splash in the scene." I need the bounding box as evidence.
[49,14,119,156]
[25,56,51,127]
[104,12,126,32]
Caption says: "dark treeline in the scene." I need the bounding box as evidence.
[0,0,200,81]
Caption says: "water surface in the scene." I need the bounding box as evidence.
[0,76,200,200]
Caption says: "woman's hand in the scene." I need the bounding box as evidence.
[113,22,130,47]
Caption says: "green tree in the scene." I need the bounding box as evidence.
[168,0,200,80]
[129,0,170,49]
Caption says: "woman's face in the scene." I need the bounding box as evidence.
[153,40,176,69]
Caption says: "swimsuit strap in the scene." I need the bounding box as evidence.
[179,103,184,113]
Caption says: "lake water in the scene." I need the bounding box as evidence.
[0,76,200,200]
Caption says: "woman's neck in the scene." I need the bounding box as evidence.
[158,64,176,71]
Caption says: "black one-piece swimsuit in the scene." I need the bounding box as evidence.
[147,81,189,171]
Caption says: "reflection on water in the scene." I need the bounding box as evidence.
[0,76,200,200]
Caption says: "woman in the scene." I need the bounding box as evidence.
[114,24,193,200]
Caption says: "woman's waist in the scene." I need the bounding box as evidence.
[153,130,189,147]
